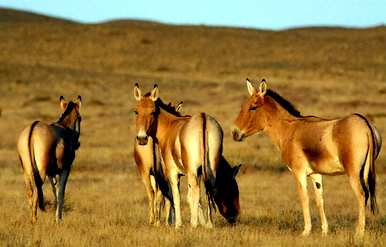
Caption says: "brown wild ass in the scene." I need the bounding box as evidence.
[133,84,241,228]
[17,96,82,223]
[232,79,381,238]
[133,101,182,226]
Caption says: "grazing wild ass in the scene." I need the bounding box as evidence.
[232,79,381,238]
[17,96,82,223]
[133,84,241,228]
[133,101,183,226]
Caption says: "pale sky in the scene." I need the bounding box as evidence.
[0,0,385,30]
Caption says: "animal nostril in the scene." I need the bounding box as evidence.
[136,136,148,145]
[232,130,239,140]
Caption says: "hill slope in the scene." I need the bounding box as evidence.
[0,8,385,85]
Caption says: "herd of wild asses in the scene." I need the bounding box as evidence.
[16,79,381,239]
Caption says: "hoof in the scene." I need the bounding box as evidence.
[300,230,311,237]
[190,223,198,228]
[152,220,161,227]
[205,222,214,229]
[354,232,364,242]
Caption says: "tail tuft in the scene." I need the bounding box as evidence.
[368,165,378,215]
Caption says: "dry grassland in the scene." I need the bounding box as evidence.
[0,8,385,246]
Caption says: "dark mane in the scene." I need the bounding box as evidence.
[155,98,190,117]
[266,89,302,117]
[57,101,76,123]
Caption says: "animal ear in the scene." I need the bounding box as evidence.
[59,96,67,110]
[76,95,82,109]
[246,78,256,96]
[134,83,141,101]
[176,101,183,112]
[259,79,267,96]
[233,164,242,178]
[150,84,159,101]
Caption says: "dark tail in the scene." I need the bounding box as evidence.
[356,114,378,214]
[367,127,378,215]
[28,121,45,211]
[201,113,217,213]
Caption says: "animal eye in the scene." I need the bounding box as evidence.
[133,110,138,115]
[249,106,257,112]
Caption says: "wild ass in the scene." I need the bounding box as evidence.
[17,96,82,223]
[133,101,183,225]
[133,84,241,228]
[232,79,381,238]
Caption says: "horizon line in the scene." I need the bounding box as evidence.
[1,6,385,31]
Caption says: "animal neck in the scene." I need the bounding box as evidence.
[261,97,298,151]
[154,108,188,145]
[217,157,232,181]
[57,115,76,130]
[54,111,81,150]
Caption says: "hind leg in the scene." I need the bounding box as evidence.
[310,174,328,235]
[31,183,39,224]
[197,202,206,226]
[348,173,366,239]
[23,173,34,208]
[24,175,38,223]
[187,172,201,227]
[164,198,175,225]
[49,176,59,208]
[170,174,182,228]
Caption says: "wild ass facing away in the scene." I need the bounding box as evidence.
[133,101,183,226]
[17,96,82,223]
[133,84,241,228]
[232,79,381,238]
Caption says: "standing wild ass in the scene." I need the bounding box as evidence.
[133,84,241,228]
[232,79,381,238]
[134,101,183,226]
[17,96,82,223]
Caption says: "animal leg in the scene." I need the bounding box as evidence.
[187,173,200,227]
[197,202,206,226]
[348,174,366,239]
[23,173,34,208]
[31,182,39,224]
[56,168,70,223]
[170,176,182,228]
[21,163,39,223]
[49,176,59,208]
[152,176,163,226]
[164,198,175,225]
[310,174,328,235]
[294,170,311,236]
[206,199,214,228]
[142,174,156,225]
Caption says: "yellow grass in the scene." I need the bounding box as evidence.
[0,8,385,246]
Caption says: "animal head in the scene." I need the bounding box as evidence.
[232,78,268,142]
[133,83,159,145]
[214,159,241,224]
[58,95,82,133]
